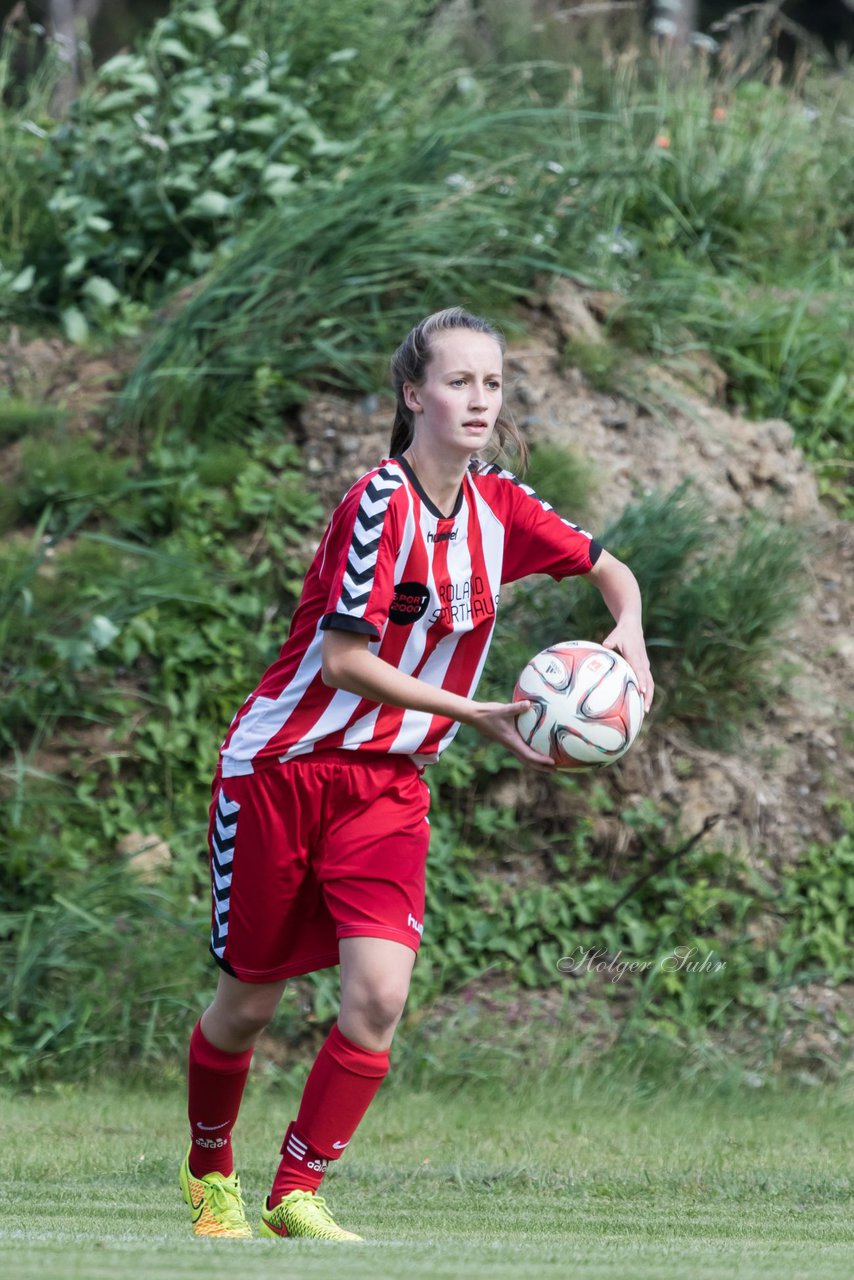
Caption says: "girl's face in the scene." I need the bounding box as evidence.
[403,330,504,459]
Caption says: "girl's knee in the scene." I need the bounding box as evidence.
[206,983,282,1045]
[344,979,409,1038]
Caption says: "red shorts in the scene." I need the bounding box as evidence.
[207,750,431,983]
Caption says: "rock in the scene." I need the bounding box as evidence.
[751,443,783,484]
[726,461,751,494]
[513,378,543,407]
[118,832,173,882]
[675,766,739,846]
[546,279,605,345]
[489,773,536,811]
[763,419,795,450]
[831,634,854,670]
[583,289,623,322]
[677,349,728,402]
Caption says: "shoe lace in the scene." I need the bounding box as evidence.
[205,1176,248,1228]
[303,1194,335,1224]
[284,1190,330,1215]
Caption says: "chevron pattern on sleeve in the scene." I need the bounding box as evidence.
[210,789,240,959]
[337,467,403,616]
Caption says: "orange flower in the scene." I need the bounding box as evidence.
[712,106,727,122]
[654,134,671,149]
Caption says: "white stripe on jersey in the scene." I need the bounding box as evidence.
[302,681,371,747]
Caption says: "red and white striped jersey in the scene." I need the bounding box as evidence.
[220,455,602,776]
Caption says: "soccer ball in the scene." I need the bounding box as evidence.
[514,640,644,770]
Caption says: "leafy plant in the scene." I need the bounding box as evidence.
[5,2,363,330]
[774,833,854,984]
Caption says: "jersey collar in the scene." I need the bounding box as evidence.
[392,454,465,521]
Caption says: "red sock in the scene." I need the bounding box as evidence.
[187,1019,253,1177]
[270,1023,390,1204]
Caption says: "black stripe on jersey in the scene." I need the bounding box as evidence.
[349,527,382,560]
[338,585,372,609]
[216,805,239,831]
[354,506,389,533]
[320,612,381,639]
[364,473,399,505]
[342,562,378,588]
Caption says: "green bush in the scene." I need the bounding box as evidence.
[774,830,854,985]
[520,442,597,528]
[2,0,457,333]
[16,432,135,532]
[219,0,449,134]
[608,266,854,463]
[4,3,364,328]
[6,753,849,1084]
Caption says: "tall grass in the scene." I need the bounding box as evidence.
[107,32,854,465]
[0,864,209,1084]
[0,22,61,281]
[116,111,579,440]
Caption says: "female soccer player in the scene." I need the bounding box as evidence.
[180,307,653,1241]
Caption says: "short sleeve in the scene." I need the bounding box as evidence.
[318,466,405,640]
[496,471,602,584]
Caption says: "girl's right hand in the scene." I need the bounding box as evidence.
[465,700,556,773]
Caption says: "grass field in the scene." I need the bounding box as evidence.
[1,1070,852,1280]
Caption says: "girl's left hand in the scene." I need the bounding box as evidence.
[602,626,654,713]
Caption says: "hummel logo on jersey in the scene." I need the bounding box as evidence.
[427,528,458,543]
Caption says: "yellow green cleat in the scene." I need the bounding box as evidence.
[260,1189,363,1242]
[179,1146,252,1238]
